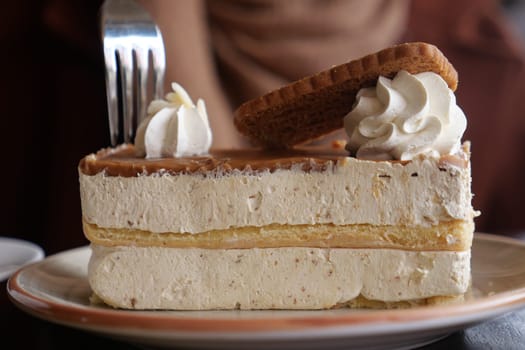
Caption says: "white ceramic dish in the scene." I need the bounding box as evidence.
[7,233,525,350]
[0,236,44,282]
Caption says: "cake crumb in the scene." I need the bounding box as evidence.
[331,140,347,149]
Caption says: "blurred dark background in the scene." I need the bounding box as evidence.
[1,0,525,255]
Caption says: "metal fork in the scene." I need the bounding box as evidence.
[101,0,166,146]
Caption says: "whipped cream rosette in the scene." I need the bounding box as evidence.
[344,70,467,161]
[135,83,212,158]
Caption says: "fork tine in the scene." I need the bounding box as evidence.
[151,38,165,99]
[135,46,149,126]
[103,43,119,146]
[117,46,134,143]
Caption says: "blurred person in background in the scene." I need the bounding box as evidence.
[1,0,524,254]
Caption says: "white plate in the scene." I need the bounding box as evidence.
[0,236,44,282]
[7,233,525,350]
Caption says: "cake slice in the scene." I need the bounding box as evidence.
[79,42,477,310]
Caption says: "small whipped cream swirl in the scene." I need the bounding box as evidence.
[135,83,212,158]
[343,70,467,160]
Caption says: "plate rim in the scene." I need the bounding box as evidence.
[7,232,525,336]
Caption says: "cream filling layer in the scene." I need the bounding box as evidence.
[79,156,474,234]
[88,245,471,310]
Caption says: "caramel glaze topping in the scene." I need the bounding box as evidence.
[79,144,351,177]
[79,144,468,178]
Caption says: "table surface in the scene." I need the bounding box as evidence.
[2,232,525,350]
